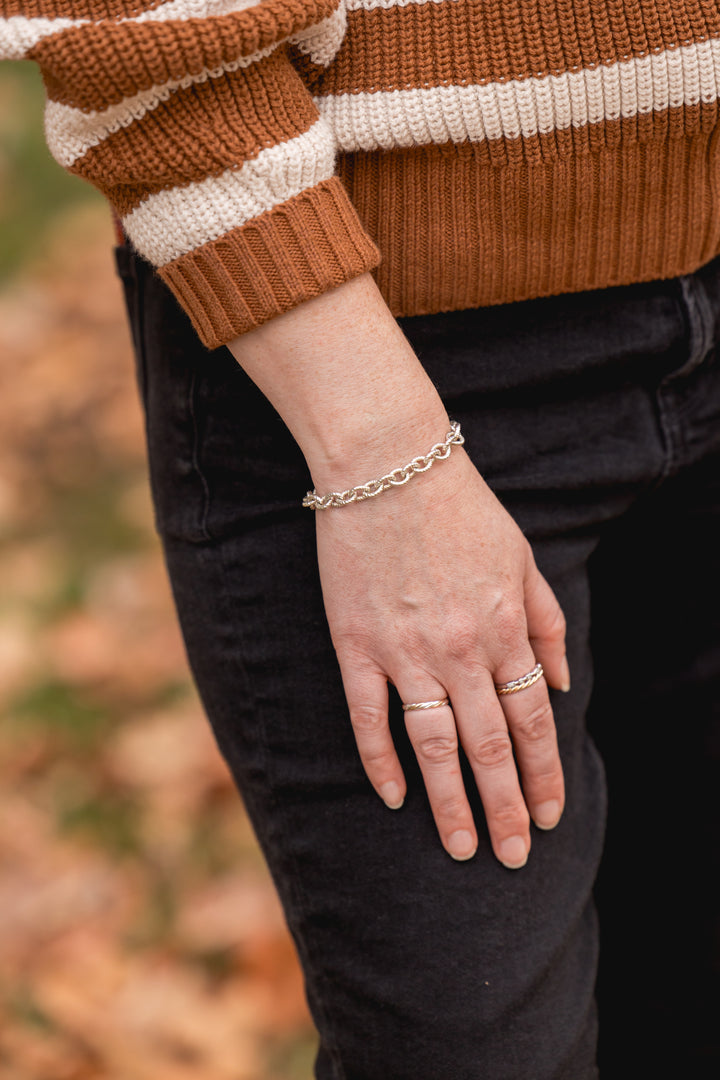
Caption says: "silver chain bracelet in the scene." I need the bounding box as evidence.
[302,421,464,510]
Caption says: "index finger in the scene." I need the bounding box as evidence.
[339,661,408,810]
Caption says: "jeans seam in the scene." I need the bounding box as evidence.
[188,370,213,542]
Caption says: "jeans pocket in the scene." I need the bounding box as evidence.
[115,243,213,543]
[116,242,313,543]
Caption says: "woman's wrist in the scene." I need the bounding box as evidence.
[304,419,464,509]
[304,399,453,494]
[226,272,451,491]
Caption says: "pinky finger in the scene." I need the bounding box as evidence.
[524,561,569,693]
[340,664,407,809]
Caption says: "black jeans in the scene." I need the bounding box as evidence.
[116,245,720,1079]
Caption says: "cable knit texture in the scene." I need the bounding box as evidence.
[3,0,720,346]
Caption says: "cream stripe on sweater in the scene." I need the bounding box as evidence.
[0,2,267,55]
[123,120,336,263]
[48,37,720,169]
[318,39,720,151]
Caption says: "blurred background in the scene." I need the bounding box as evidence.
[0,62,316,1080]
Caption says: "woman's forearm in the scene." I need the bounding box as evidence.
[226,272,451,491]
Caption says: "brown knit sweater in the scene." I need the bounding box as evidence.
[3,1,720,348]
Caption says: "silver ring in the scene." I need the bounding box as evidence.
[495,662,544,696]
[402,697,450,712]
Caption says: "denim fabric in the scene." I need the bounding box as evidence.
[115,245,720,1079]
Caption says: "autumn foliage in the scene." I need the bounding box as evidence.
[0,204,316,1080]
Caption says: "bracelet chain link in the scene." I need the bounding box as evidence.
[302,421,464,510]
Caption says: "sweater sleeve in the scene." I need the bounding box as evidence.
[0,0,382,347]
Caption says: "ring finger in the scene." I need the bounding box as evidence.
[493,656,565,832]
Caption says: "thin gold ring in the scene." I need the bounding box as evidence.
[402,697,450,712]
[495,662,544,696]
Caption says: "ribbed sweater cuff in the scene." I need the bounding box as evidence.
[157,176,382,349]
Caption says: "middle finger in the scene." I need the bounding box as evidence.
[398,681,479,862]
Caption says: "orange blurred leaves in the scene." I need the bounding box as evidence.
[0,206,314,1080]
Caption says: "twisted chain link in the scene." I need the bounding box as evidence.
[303,421,464,510]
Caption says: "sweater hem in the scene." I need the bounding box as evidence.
[339,134,720,321]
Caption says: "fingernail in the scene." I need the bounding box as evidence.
[499,835,528,869]
[380,782,404,809]
[560,657,571,693]
[533,800,562,830]
[447,830,477,861]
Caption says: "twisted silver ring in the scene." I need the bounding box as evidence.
[402,697,450,712]
[495,662,544,696]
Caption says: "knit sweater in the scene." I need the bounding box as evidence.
[3,1,720,349]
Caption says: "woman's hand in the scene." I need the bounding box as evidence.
[315,445,568,867]
[227,271,568,866]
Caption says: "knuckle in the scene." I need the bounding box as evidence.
[333,625,373,656]
[399,634,434,669]
[532,768,564,793]
[495,603,526,649]
[544,605,567,643]
[513,700,555,742]
[361,745,397,772]
[443,618,481,662]
[467,730,513,769]
[350,704,387,735]
[435,794,469,823]
[415,733,458,764]
[397,630,436,673]
[492,801,531,832]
